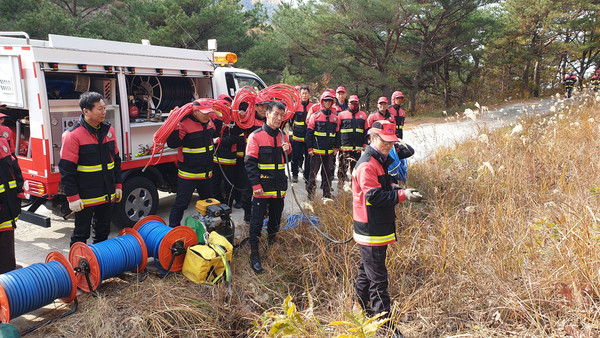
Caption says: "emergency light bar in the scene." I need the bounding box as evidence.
[214,52,237,66]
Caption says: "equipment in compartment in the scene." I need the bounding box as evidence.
[127,76,195,122]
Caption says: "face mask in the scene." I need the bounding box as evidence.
[349,103,359,111]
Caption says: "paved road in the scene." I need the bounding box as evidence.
[13,95,567,267]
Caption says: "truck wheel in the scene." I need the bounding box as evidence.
[113,176,159,228]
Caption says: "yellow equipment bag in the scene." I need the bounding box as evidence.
[182,231,233,288]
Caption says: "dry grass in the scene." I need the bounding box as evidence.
[26,92,600,337]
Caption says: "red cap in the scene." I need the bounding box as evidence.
[255,94,271,105]
[217,94,232,103]
[349,95,359,102]
[336,86,346,93]
[368,120,398,142]
[192,100,214,114]
[0,113,8,118]
[377,97,388,104]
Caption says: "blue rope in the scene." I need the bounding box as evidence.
[0,261,71,319]
[88,234,143,286]
[136,220,172,271]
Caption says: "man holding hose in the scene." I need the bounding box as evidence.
[352,120,422,337]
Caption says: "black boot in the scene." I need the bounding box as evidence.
[249,242,263,273]
[267,233,277,247]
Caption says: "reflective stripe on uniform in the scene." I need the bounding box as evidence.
[178,170,212,179]
[314,131,336,137]
[293,121,305,126]
[182,145,214,154]
[340,128,364,133]
[0,216,18,230]
[261,191,287,197]
[340,146,361,151]
[81,193,115,206]
[213,157,236,164]
[0,180,17,194]
[353,232,396,245]
[292,135,305,142]
[258,163,286,170]
[313,149,334,155]
[77,162,114,173]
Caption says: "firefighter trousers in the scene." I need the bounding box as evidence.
[307,154,334,199]
[248,197,284,244]
[71,202,113,247]
[169,177,213,227]
[355,244,390,316]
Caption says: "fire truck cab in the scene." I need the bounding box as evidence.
[0,32,265,227]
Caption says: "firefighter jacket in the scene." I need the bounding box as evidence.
[591,75,600,87]
[245,123,291,199]
[338,109,367,152]
[565,75,577,88]
[388,105,406,139]
[352,145,406,246]
[0,137,23,232]
[167,114,218,180]
[59,115,122,207]
[291,100,315,142]
[365,109,394,132]
[306,109,341,155]
[213,125,239,166]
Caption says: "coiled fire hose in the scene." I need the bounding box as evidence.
[69,228,147,293]
[0,252,77,322]
[134,216,197,274]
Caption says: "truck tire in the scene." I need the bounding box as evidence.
[113,176,159,228]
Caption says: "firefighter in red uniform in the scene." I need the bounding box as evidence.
[337,95,367,185]
[0,137,24,274]
[167,100,220,227]
[590,70,600,92]
[366,97,395,131]
[352,120,422,337]
[59,92,122,246]
[306,91,340,199]
[388,91,406,139]
[290,86,314,183]
[245,101,291,273]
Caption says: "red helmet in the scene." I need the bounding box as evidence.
[321,91,335,101]
[392,91,404,100]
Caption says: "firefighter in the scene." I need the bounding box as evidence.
[306,91,340,199]
[337,95,367,185]
[0,136,24,274]
[290,86,314,184]
[167,100,220,228]
[335,86,349,112]
[564,71,577,98]
[59,92,122,246]
[0,104,15,155]
[245,101,291,273]
[239,95,270,224]
[352,120,422,336]
[388,91,406,139]
[365,97,395,132]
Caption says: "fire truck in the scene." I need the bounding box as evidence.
[0,32,266,227]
